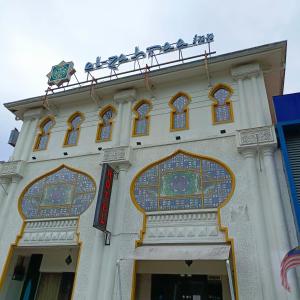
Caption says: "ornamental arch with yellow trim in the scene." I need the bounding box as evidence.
[18,164,96,220]
[131,149,235,213]
[0,164,97,297]
[130,149,239,300]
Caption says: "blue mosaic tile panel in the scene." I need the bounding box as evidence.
[133,152,233,212]
[21,167,96,219]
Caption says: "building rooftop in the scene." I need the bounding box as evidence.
[4,40,287,120]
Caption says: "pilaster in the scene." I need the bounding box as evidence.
[260,146,300,298]
[114,89,136,147]
[0,176,22,240]
[11,120,31,161]
[236,126,300,299]
[98,145,133,300]
[0,160,25,240]
[237,147,274,299]
[13,107,45,162]
[0,178,10,204]
[22,109,45,161]
[231,63,270,128]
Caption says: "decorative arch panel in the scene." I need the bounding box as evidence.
[131,150,234,212]
[20,165,96,219]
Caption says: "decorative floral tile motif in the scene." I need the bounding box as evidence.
[133,151,234,212]
[21,166,96,219]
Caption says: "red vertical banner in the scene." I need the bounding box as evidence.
[93,164,114,231]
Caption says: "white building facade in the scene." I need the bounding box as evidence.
[0,41,299,300]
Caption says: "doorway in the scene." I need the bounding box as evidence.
[0,247,79,300]
[34,272,74,300]
[151,274,222,300]
[19,254,75,300]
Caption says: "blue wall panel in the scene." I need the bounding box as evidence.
[273,93,300,240]
[274,92,300,122]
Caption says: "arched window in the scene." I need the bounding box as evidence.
[34,116,55,151]
[169,92,191,131]
[132,100,152,136]
[64,112,84,146]
[209,84,234,124]
[96,105,116,142]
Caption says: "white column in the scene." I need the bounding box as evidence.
[0,178,10,208]
[120,101,132,147]
[232,63,268,128]
[242,149,276,299]
[251,76,265,126]
[11,120,31,161]
[0,177,20,241]
[85,230,105,299]
[113,89,136,148]
[98,166,128,300]
[261,147,300,298]
[20,118,39,161]
[257,74,273,125]
[114,102,124,147]
[237,78,250,129]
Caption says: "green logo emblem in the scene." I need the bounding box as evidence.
[47,61,76,87]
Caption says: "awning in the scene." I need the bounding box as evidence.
[127,245,230,261]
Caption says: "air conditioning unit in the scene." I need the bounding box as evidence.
[8,128,19,147]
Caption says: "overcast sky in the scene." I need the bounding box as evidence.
[0,0,299,161]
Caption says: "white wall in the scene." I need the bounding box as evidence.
[0,62,298,300]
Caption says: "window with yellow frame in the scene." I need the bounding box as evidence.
[132,100,152,136]
[169,92,191,131]
[96,105,116,142]
[209,84,234,124]
[63,112,84,146]
[33,116,55,151]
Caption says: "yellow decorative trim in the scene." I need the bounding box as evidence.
[70,219,82,300]
[208,83,234,125]
[132,99,152,137]
[130,149,239,299]
[33,115,55,151]
[218,203,239,300]
[130,149,235,214]
[0,219,82,297]
[63,111,85,147]
[168,91,191,132]
[0,164,91,295]
[96,104,117,142]
[17,164,97,220]
[0,222,26,289]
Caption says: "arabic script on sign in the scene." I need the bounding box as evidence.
[85,33,214,72]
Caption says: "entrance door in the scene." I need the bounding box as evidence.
[35,272,75,300]
[151,274,223,300]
